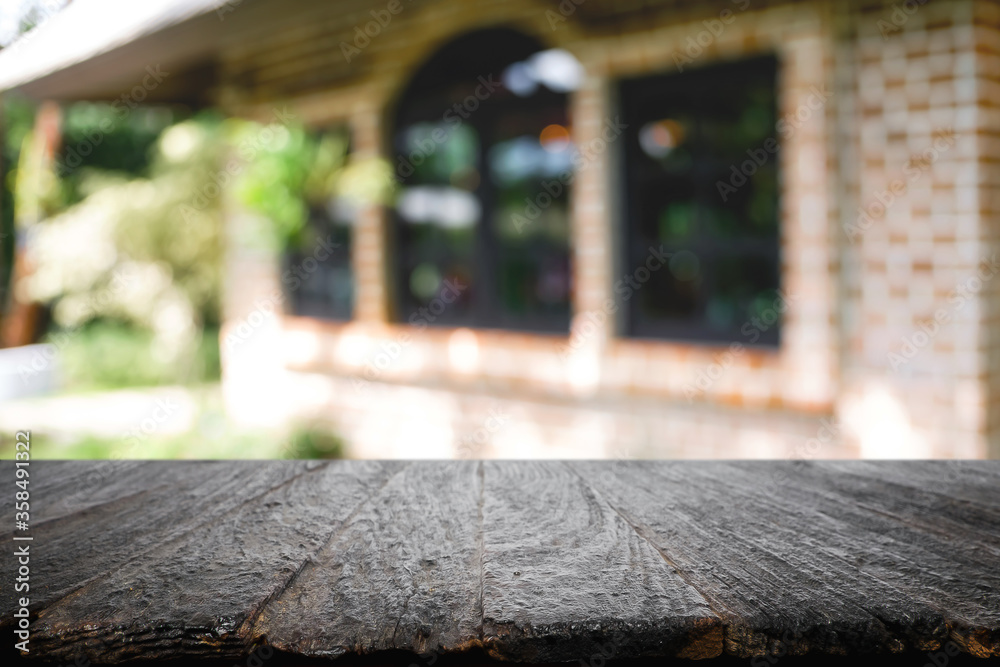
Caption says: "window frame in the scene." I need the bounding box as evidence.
[281,126,355,323]
[388,29,575,335]
[616,54,783,348]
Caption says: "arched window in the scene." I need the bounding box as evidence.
[390,29,579,333]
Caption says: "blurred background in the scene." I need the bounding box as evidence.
[0,0,997,460]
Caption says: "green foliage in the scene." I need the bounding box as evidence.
[23,111,228,369]
[53,321,221,392]
[0,0,70,47]
[0,406,346,460]
[112,114,229,327]
[233,124,349,250]
[1,95,37,298]
[233,122,396,252]
[58,103,179,198]
[14,105,391,398]
[284,425,346,459]
[1,96,36,174]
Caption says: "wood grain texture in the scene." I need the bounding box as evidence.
[254,461,483,658]
[571,462,999,658]
[0,461,317,620]
[758,462,1000,658]
[572,462,946,658]
[480,461,721,662]
[9,461,401,663]
[3,460,997,664]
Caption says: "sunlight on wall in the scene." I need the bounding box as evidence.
[335,325,371,367]
[566,351,600,397]
[841,384,931,459]
[354,387,456,458]
[282,328,321,366]
[447,328,480,374]
[222,319,289,428]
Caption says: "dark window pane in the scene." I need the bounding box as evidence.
[391,28,574,333]
[635,253,702,322]
[620,55,781,346]
[396,122,481,323]
[278,126,354,320]
[706,255,780,341]
[286,200,354,321]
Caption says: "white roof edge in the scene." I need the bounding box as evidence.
[0,0,231,93]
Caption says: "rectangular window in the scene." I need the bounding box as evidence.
[284,128,354,321]
[618,55,781,346]
[284,202,354,320]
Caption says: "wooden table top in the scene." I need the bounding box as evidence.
[2,461,998,665]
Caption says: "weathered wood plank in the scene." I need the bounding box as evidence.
[23,461,403,663]
[254,461,482,658]
[572,461,956,658]
[780,462,1000,563]
[658,462,1000,658]
[4,461,998,665]
[3,459,154,524]
[0,460,319,620]
[479,461,722,662]
[814,461,1000,529]
[742,461,1000,657]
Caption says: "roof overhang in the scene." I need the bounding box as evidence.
[0,0,234,103]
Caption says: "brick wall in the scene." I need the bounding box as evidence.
[977,0,1000,457]
[219,0,998,459]
[837,0,995,458]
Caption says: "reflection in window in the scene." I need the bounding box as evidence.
[619,55,781,345]
[391,29,576,333]
[285,129,354,320]
[285,196,354,320]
